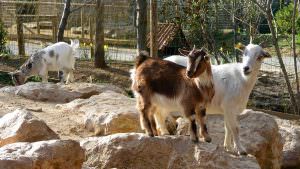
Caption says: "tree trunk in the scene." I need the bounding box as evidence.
[232,0,239,62]
[57,0,71,42]
[292,0,300,95]
[94,0,106,68]
[136,0,147,53]
[266,10,299,114]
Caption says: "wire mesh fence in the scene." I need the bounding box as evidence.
[0,0,137,63]
[0,0,299,114]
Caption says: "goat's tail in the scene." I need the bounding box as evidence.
[135,51,149,68]
[70,39,80,50]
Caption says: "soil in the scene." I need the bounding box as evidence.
[0,92,93,140]
[0,57,134,140]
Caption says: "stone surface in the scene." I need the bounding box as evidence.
[0,140,85,169]
[0,82,124,103]
[81,133,260,169]
[275,117,300,168]
[57,91,142,135]
[0,109,59,147]
[175,110,283,169]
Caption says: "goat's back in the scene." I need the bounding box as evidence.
[134,58,191,98]
[43,42,75,70]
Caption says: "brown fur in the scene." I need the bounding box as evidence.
[132,49,214,142]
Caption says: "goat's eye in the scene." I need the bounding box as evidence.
[27,63,32,69]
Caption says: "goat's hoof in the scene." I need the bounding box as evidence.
[238,150,248,156]
[146,132,154,137]
[204,137,212,143]
[191,137,199,143]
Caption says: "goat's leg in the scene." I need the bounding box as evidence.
[136,96,154,137]
[68,69,75,83]
[149,108,158,136]
[63,69,71,84]
[184,108,198,142]
[224,111,247,155]
[224,120,234,151]
[58,71,63,82]
[195,108,211,143]
[153,109,170,135]
[40,69,48,83]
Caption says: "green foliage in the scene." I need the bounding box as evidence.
[27,76,42,82]
[0,21,7,54]
[275,3,300,34]
[0,71,14,86]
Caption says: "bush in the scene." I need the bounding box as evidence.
[275,3,300,34]
[0,20,7,53]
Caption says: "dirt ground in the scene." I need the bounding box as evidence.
[0,91,93,140]
[0,57,136,140]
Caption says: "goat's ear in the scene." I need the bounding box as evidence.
[259,41,268,48]
[8,72,14,76]
[235,43,245,52]
[204,55,210,61]
[178,48,190,56]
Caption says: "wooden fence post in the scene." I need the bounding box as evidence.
[89,17,94,58]
[16,16,25,56]
[37,1,40,34]
[81,7,84,38]
[150,0,158,58]
[52,17,58,42]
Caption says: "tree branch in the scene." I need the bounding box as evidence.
[70,0,95,13]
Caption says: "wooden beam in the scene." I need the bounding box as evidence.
[16,17,25,56]
[150,0,158,58]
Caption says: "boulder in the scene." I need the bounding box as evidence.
[0,140,85,169]
[80,133,260,169]
[57,91,142,135]
[175,110,283,169]
[0,109,59,147]
[0,82,124,103]
[275,117,300,168]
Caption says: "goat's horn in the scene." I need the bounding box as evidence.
[193,45,196,51]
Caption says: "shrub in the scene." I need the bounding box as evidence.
[0,20,7,53]
[275,3,300,34]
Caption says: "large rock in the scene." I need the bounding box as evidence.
[57,91,142,135]
[275,117,300,168]
[81,133,260,169]
[0,109,59,147]
[176,110,283,169]
[0,140,85,169]
[0,82,124,103]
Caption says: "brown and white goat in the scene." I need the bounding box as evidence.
[131,48,214,142]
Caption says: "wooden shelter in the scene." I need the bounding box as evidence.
[147,23,190,57]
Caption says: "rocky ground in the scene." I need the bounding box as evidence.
[0,82,299,169]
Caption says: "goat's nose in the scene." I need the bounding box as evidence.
[243,66,250,72]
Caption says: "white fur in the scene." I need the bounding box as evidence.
[33,40,79,84]
[164,44,266,155]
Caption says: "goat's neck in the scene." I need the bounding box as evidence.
[242,67,260,96]
[194,70,213,88]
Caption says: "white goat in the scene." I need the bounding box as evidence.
[11,40,80,85]
[162,44,271,155]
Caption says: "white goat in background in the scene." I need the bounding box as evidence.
[11,39,80,85]
[163,44,271,155]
